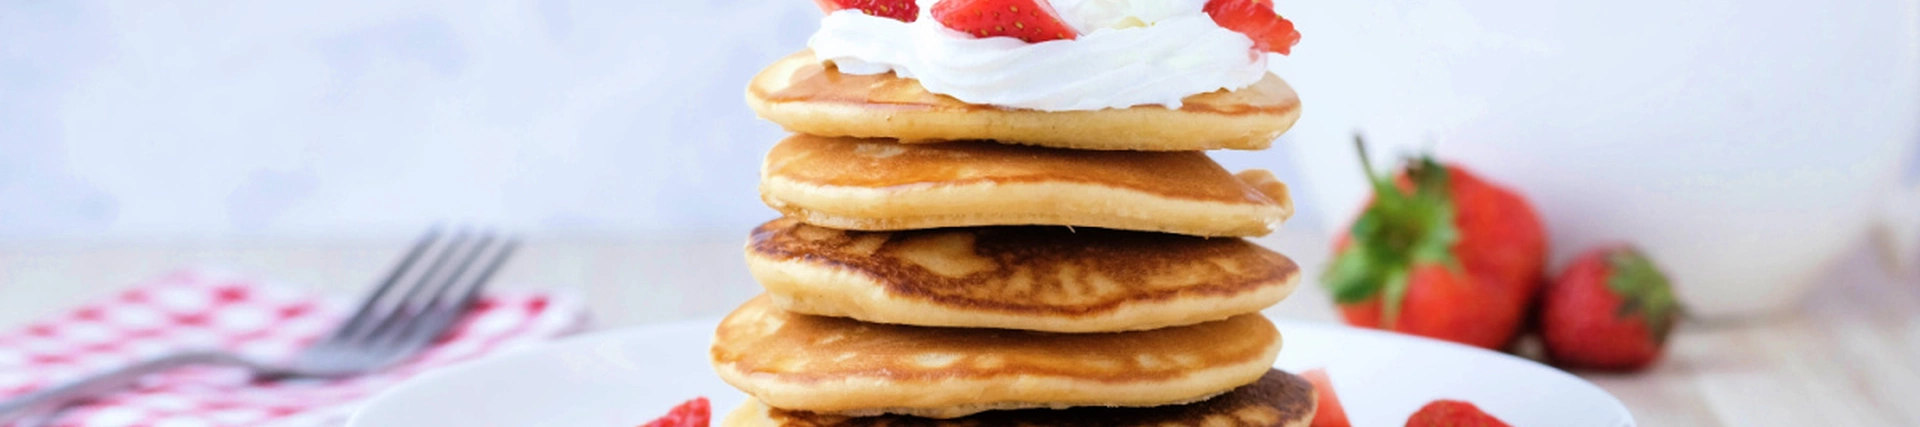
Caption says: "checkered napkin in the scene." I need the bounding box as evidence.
[0,269,587,427]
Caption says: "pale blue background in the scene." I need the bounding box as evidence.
[0,0,1315,242]
[4,0,1916,243]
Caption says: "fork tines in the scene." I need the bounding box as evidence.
[316,227,520,369]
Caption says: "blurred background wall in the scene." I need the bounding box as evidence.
[0,0,1318,244]
[2,0,1915,244]
[2,0,807,242]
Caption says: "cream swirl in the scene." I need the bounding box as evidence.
[807,0,1267,111]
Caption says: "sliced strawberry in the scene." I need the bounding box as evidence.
[931,0,1078,43]
[1301,368,1352,427]
[813,0,919,22]
[1405,400,1511,427]
[1203,0,1302,55]
[638,397,710,427]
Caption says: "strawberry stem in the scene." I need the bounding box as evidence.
[1321,134,1464,330]
[1607,247,1683,342]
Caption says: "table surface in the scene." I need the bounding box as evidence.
[2,230,1917,427]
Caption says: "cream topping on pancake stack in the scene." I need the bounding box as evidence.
[808,0,1266,111]
[748,51,1301,151]
[715,0,1311,424]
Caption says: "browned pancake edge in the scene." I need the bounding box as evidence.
[745,218,1301,331]
[729,369,1317,427]
[762,135,1281,207]
[710,295,1283,416]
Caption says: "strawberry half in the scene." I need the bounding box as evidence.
[1301,368,1352,427]
[1405,400,1511,427]
[814,0,919,22]
[931,0,1078,43]
[637,397,710,427]
[1203,0,1302,55]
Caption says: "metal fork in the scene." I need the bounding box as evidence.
[0,228,519,426]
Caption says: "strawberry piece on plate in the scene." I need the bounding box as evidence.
[931,0,1078,43]
[1203,0,1302,54]
[813,0,919,22]
[1301,368,1352,427]
[638,397,710,427]
[1405,400,1511,427]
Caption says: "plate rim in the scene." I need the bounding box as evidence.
[348,318,1634,426]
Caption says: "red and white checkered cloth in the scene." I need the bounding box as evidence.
[0,269,588,427]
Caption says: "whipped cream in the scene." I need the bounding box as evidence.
[808,0,1268,111]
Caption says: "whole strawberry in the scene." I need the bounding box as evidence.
[1323,137,1547,350]
[1541,245,1681,371]
[1405,400,1511,427]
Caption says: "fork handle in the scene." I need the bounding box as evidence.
[0,351,256,425]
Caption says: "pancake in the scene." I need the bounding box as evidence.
[710,295,1283,419]
[760,135,1294,238]
[721,369,1316,427]
[747,51,1302,152]
[745,218,1301,332]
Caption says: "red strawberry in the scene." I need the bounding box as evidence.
[1203,0,1302,55]
[1301,368,1351,427]
[931,0,1078,43]
[813,0,919,22]
[1405,400,1511,427]
[638,397,710,427]
[1323,137,1547,350]
[1541,245,1682,371]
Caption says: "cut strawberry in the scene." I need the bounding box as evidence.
[637,397,710,427]
[1405,400,1511,427]
[931,0,1078,43]
[1301,368,1352,427]
[813,0,919,22]
[1203,0,1302,55]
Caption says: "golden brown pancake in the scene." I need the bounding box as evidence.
[760,135,1294,238]
[721,369,1317,427]
[745,218,1301,332]
[710,295,1283,419]
[747,51,1302,152]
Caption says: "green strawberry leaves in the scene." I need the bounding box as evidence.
[1322,136,1463,327]
[1607,247,1682,342]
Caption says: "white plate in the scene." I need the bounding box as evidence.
[349,319,1634,426]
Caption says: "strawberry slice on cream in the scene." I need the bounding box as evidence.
[812,0,920,22]
[931,0,1079,43]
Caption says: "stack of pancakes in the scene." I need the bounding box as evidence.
[711,51,1314,427]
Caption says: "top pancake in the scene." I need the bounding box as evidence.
[721,369,1316,427]
[761,135,1295,237]
[747,51,1302,151]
